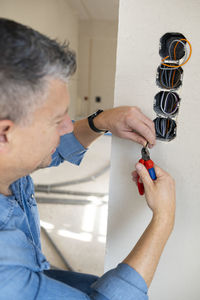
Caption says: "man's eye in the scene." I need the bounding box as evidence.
[56,119,62,125]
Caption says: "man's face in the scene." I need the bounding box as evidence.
[9,79,73,175]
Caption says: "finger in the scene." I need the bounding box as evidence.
[135,163,153,188]
[132,176,138,183]
[153,163,170,178]
[148,143,154,149]
[131,170,138,182]
[132,108,156,143]
[138,112,156,139]
[130,120,156,146]
[122,131,147,147]
[131,170,138,177]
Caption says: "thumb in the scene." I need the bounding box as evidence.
[135,163,153,188]
[153,164,167,178]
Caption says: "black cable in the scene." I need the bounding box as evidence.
[41,226,74,272]
[34,164,110,191]
[154,117,176,141]
[36,196,107,205]
[35,188,107,198]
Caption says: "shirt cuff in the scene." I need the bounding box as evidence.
[57,132,87,166]
[91,263,148,300]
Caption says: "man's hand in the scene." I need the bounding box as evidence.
[94,106,156,147]
[123,163,176,287]
[132,163,176,223]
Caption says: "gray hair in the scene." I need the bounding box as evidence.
[0,18,76,125]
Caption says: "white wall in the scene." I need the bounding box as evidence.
[78,20,118,116]
[0,0,79,118]
[106,0,200,299]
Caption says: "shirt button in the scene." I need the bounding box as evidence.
[31,194,34,198]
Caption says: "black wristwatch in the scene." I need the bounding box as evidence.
[88,109,108,133]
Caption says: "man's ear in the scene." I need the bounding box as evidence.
[0,120,14,152]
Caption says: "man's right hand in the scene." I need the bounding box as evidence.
[123,163,176,287]
[132,163,176,225]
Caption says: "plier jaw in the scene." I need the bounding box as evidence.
[137,144,157,196]
[141,146,150,161]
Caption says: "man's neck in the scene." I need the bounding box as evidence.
[0,169,20,196]
[0,158,29,196]
[0,184,13,196]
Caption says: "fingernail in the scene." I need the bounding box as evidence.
[136,163,143,171]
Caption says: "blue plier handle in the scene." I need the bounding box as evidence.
[137,145,156,195]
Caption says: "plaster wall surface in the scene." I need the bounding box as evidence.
[106,1,200,299]
[0,0,79,118]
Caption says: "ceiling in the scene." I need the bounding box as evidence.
[67,0,119,21]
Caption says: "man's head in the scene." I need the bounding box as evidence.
[0,18,76,187]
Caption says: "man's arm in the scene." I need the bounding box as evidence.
[73,118,103,149]
[73,106,156,148]
[123,163,176,287]
[1,163,175,300]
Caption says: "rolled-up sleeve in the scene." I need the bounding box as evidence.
[90,263,148,300]
[49,131,88,167]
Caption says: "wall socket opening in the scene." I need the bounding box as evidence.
[154,91,180,117]
[159,32,186,60]
[156,64,183,90]
[154,117,177,141]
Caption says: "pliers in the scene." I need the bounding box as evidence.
[137,143,157,195]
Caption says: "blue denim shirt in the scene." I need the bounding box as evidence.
[0,132,148,300]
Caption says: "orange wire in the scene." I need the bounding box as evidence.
[170,93,178,112]
[166,119,170,133]
[171,39,178,88]
[172,70,176,88]
[161,38,192,68]
[173,40,179,59]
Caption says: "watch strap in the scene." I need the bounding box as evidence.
[88,110,108,133]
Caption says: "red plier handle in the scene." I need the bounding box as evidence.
[137,159,156,195]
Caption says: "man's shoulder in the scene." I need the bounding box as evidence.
[0,175,34,229]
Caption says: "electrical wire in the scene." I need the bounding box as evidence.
[154,117,176,140]
[169,39,187,61]
[161,38,192,68]
[36,196,107,205]
[34,164,110,191]
[160,92,179,116]
[159,65,182,89]
[169,39,187,88]
[155,36,191,141]
[35,188,107,197]
[41,226,74,271]
[158,38,192,89]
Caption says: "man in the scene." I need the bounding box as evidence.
[0,18,175,300]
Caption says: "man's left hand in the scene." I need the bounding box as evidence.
[94,106,156,147]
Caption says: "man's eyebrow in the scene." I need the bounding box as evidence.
[54,107,69,120]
